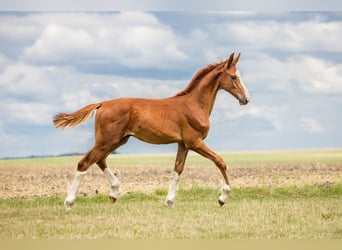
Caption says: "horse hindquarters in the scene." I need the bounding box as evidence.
[64,100,132,211]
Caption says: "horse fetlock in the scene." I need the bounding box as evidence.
[218,184,231,206]
[222,184,232,193]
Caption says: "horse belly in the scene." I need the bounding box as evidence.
[130,108,183,144]
[132,120,182,144]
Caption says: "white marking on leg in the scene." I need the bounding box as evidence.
[103,167,120,200]
[65,170,87,211]
[218,169,232,204]
[165,171,180,208]
[219,183,231,204]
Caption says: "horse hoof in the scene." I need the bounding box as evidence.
[165,200,175,208]
[218,199,225,207]
[109,196,117,203]
[64,199,74,212]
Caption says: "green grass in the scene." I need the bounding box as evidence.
[1,184,341,239]
[1,149,341,239]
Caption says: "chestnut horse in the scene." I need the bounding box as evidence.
[53,52,249,211]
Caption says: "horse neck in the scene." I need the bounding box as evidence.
[188,69,221,115]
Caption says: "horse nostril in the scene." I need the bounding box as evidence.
[240,98,249,105]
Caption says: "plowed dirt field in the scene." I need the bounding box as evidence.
[1,151,341,199]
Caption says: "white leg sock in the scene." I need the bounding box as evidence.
[103,168,120,200]
[165,171,180,208]
[64,170,87,211]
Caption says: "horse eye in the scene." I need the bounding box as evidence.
[231,75,237,80]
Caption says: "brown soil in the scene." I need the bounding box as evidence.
[0,162,341,199]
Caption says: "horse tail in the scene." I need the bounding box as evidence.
[53,103,102,128]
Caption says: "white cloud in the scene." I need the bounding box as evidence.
[214,18,342,52]
[0,57,184,125]
[5,102,54,125]
[0,14,42,41]
[292,56,342,94]
[61,89,99,111]
[0,61,58,100]
[244,105,287,131]
[0,53,10,67]
[213,91,288,132]
[23,24,94,62]
[20,12,187,68]
[300,117,324,134]
[242,54,342,94]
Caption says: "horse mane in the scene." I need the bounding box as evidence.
[174,60,226,97]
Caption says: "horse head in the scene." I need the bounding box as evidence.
[218,53,250,105]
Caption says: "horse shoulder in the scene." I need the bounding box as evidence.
[179,102,210,140]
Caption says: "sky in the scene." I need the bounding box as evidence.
[0,10,341,158]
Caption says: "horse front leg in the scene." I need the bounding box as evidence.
[165,143,189,208]
[191,140,232,206]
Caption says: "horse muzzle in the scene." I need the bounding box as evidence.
[239,97,249,105]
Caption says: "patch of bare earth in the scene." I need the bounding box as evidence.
[0,162,341,199]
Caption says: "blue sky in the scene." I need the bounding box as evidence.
[0,11,341,158]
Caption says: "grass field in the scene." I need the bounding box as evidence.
[0,149,341,239]
[0,185,341,239]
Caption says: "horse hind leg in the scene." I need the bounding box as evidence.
[64,170,87,211]
[64,145,109,211]
[96,136,130,204]
[97,159,120,203]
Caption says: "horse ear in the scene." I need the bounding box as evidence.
[233,53,241,66]
[226,53,235,69]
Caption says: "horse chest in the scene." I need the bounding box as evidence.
[185,114,210,139]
